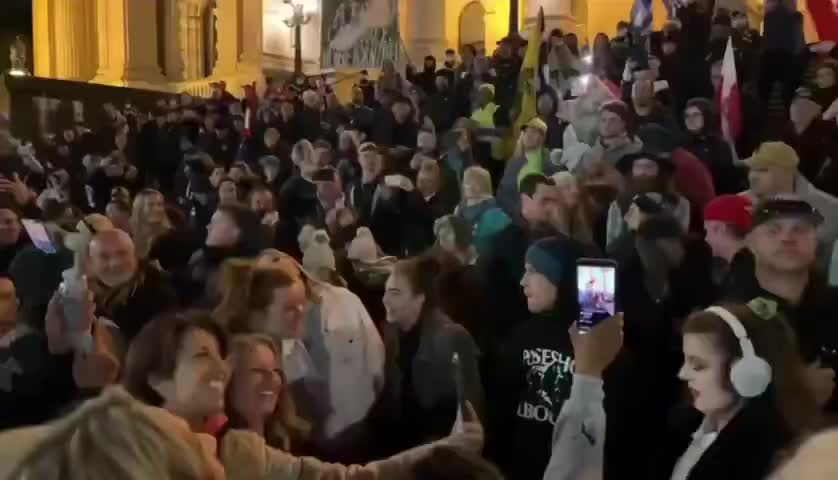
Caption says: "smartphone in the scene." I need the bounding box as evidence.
[452,352,468,412]
[577,258,617,333]
[22,219,57,254]
[384,175,402,188]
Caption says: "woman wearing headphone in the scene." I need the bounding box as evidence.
[655,298,822,480]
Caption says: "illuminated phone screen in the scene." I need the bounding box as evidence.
[577,262,616,333]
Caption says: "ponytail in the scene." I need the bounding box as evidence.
[214,259,257,334]
[213,259,296,334]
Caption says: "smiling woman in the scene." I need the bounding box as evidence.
[226,334,310,451]
[122,309,484,480]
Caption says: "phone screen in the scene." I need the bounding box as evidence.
[577,261,616,333]
[22,219,56,254]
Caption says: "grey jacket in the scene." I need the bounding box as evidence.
[574,136,644,175]
[382,310,486,424]
[543,375,606,480]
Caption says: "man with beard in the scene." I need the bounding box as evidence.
[617,214,715,444]
[88,230,179,343]
[722,198,838,412]
[605,152,690,249]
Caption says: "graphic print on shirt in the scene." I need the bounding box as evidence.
[517,348,574,424]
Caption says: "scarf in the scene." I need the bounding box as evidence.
[90,270,145,318]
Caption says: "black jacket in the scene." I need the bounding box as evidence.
[377,310,484,453]
[684,134,744,195]
[94,265,180,342]
[722,249,838,412]
[653,399,790,480]
[0,330,77,430]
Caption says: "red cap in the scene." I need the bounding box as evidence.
[703,195,754,234]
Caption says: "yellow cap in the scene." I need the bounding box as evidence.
[745,142,799,171]
[525,117,548,133]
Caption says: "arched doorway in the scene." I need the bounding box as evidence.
[459,1,486,53]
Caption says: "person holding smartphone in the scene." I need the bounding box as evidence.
[488,237,640,480]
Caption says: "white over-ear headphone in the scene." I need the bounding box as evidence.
[704,306,773,398]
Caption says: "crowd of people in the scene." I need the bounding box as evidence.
[1,0,838,478]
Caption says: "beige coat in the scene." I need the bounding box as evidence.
[220,421,482,480]
[0,409,483,480]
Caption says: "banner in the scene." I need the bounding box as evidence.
[321,0,401,69]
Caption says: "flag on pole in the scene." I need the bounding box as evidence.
[504,7,545,158]
[631,0,654,34]
[719,37,742,143]
[662,0,678,19]
[807,0,838,42]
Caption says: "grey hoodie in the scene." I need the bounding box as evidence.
[542,375,606,480]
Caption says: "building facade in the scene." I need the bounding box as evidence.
[30,0,820,96]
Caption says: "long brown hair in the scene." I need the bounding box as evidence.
[123,311,228,407]
[226,334,310,451]
[682,304,820,437]
[130,189,171,259]
[213,259,296,334]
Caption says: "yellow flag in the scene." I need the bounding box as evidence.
[504,7,545,159]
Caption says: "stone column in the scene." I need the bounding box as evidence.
[93,0,125,83]
[407,0,446,62]
[164,0,187,81]
[123,0,166,85]
[32,0,54,78]
[213,0,240,76]
[52,0,94,80]
[238,0,264,71]
[94,0,165,87]
[524,0,575,35]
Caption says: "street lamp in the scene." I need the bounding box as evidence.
[283,0,313,76]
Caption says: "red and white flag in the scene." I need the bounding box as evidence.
[719,38,742,143]
[807,0,838,42]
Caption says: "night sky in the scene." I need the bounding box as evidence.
[0,1,32,33]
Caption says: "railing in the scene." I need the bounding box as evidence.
[172,77,218,97]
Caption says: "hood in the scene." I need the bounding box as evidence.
[685,98,721,137]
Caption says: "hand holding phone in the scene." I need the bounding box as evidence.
[22,219,56,254]
[571,313,623,378]
[452,352,468,433]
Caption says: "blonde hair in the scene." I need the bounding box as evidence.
[130,189,171,259]
[463,166,493,198]
[771,429,838,480]
[5,387,210,480]
[213,259,296,334]
[227,334,310,451]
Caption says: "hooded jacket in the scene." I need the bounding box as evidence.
[682,98,744,195]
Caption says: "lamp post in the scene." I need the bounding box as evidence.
[509,0,519,34]
[283,0,312,76]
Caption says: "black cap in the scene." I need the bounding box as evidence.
[633,192,667,215]
[616,151,675,176]
[751,198,824,230]
[637,214,683,241]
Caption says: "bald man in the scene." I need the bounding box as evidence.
[88,229,179,342]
